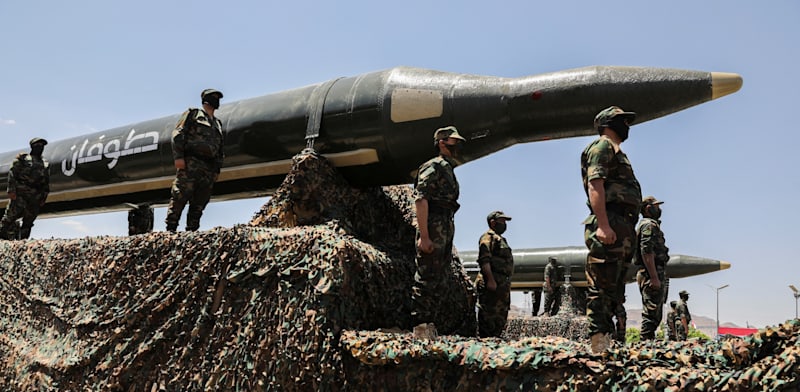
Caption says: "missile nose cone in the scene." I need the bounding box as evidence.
[719,260,731,271]
[711,72,743,100]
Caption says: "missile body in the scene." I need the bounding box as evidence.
[0,66,741,217]
[459,246,731,289]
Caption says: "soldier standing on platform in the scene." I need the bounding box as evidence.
[475,210,514,338]
[412,126,466,334]
[635,196,670,340]
[580,106,641,353]
[0,138,50,240]
[165,89,225,232]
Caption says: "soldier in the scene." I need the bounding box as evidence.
[411,126,466,333]
[0,138,50,240]
[128,204,154,235]
[666,300,678,341]
[635,196,670,340]
[676,290,692,340]
[542,257,561,316]
[475,210,514,338]
[580,106,641,353]
[165,89,225,232]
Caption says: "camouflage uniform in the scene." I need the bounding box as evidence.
[411,127,464,329]
[475,221,514,338]
[581,109,642,340]
[543,260,561,316]
[165,104,225,232]
[666,302,678,341]
[613,295,627,343]
[676,295,692,340]
[531,288,542,316]
[635,209,670,340]
[128,204,154,235]
[0,140,50,240]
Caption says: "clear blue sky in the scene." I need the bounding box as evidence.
[1,1,797,328]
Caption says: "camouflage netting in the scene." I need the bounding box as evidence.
[0,150,476,391]
[503,284,589,341]
[342,319,800,391]
[1,149,798,391]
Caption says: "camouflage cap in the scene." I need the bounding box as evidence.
[433,126,466,142]
[486,210,512,224]
[29,137,48,146]
[594,106,636,129]
[679,290,689,296]
[201,88,224,100]
[641,195,664,214]
[642,196,664,205]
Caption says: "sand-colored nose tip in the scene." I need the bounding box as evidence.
[719,260,731,271]
[711,72,743,100]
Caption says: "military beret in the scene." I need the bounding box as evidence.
[29,137,48,147]
[201,88,224,100]
[433,126,466,142]
[594,106,636,129]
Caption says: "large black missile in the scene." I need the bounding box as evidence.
[0,66,742,217]
[459,246,731,289]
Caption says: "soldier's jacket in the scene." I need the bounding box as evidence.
[172,108,225,172]
[635,217,670,266]
[666,309,677,337]
[544,263,558,289]
[677,299,691,324]
[7,153,50,194]
[413,156,459,213]
[581,135,642,212]
[476,229,513,286]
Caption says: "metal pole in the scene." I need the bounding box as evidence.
[714,284,729,338]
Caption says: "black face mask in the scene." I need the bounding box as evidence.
[30,145,44,157]
[204,96,221,110]
[607,117,630,141]
[444,142,463,159]
[646,204,662,220]
[493,221,507,235]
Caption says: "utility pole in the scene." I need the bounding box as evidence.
[790,285,800,319]
[715,284,729,338]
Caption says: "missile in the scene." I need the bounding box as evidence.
[459,246,731,289]
[0,66,742,217]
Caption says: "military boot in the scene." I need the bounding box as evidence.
[590,332,608,354]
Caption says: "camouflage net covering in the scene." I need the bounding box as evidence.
[503,284,589,341]
[0,150,476,391]
[0,149,798,391]
[342,319,800,391]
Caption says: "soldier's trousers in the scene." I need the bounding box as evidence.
[477,284,511,338]
[412,211,454,329]
[637,267,666,339]
[583,211,636,336]
[543,287,562,316]
[531,287,542,316]
[165,161,217,231]
[0,192,43,240]
[676,324,687,340]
